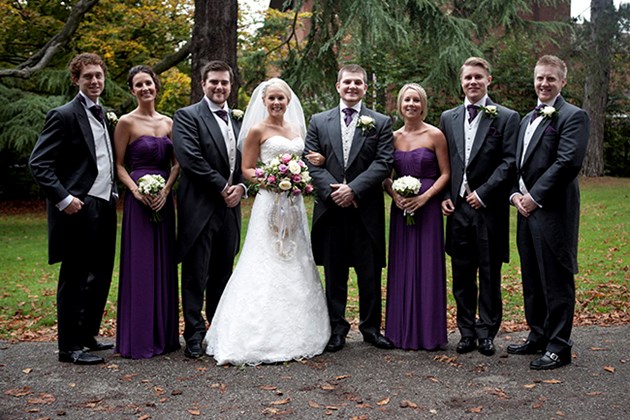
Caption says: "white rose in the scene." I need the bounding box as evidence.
[288,161,301,175]
[278,179,292,191]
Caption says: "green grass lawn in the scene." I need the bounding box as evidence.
[0,177,628,341]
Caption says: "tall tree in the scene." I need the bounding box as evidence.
[581,0,617,176]
[191,0,239,104]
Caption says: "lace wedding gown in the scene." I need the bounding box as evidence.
[204,136,330,365]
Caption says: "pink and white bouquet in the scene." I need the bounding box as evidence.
[392,175,422,225]
[137,174,166,222]
[253,153,315,196]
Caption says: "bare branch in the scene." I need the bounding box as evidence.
[0,0,100,79]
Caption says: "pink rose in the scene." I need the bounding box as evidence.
[304,184,314,194]
[292,174,302,183]
[267,175,276,184]
[281,153,292,164]
[278,164,288,174]
[254,168,264,178]
[293,188,301,196]
[298,160,306,168]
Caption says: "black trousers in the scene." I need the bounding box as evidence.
[57,195,116,351]
[181,209,239,345]
[517,214,575,354]
[320,206,383,337]
[449,200,503,339]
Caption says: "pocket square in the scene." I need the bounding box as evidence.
[487,126,501,137]
[544,125,557,135]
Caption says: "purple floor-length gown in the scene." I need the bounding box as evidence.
[385,148,447,350]
[116,135,180,359]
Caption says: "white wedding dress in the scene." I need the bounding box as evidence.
[204,136,330,365]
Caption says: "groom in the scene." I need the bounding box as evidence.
[305,64,394,352]
[172,60,246,358]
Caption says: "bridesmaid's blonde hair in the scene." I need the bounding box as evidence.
[262,78,292,103]
[397,83,428,122]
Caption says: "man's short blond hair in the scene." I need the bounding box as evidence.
[535,55,567,79]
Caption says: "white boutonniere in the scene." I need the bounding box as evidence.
[106,111,118,126]
[539,106,558,119]
[357,115,375,133]
[480,105,498,119]
[231,109,244,120]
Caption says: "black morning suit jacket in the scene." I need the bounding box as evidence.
[29,95,116,264]
[172,99,243,262]
[440,98,519,262]
[515,96,589,274]
[305,105,394,268]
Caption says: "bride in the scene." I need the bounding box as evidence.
[203,78,330,365]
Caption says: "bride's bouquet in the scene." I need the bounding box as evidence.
[137,174,166,222]
[253,153,314,196]
[253,153,314,259]
[392,175,422,226]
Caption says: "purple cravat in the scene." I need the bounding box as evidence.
[77,94,104,125]
[529,104,545,124]
[466,104,479,123]
[215,109,229,125]
[342,108,356,127]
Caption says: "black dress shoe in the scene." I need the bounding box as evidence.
[530,351,571,370]
[456,337,477,354]
[478,338,496,356]
[59,350,105,365]
[363,333,394,350]
[507,340,545,355]
[184,342,202,359]
[83,338,114,351]
[325,335,345,352]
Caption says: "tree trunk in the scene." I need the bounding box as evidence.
[191,0,239,105]
[581,0,616,176]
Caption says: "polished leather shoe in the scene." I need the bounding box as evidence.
[478,338,496,356]
[507,340,545,355]
[325,335,345,352]
[184,342,202,359]
[363,333,394,350]
[59,350,105,365]
[83,338,114,351]
[456,337,477,354]
[530,351,571,370]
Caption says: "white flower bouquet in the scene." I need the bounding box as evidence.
[137,174,166,222]
[392,175,422,225]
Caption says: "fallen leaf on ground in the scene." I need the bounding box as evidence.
[351,415,369,420]
[27,393,55,405]
[308,400,320,408]
[260,385,277,391]
[187,409,201,415]
[524,384,536,389]
[585,391,603,396]
[171,389,183,396]
[400,400,418,409]
[138,415,150,420]
[377,397,390,406]
[603,366,615,373]
[270,397,290,405]
[590,347,609,351]
[320,383,336,390]
[542,379,563,384]
[4,386,32,397]
[467,406,483,413]
[325,405,339,410]
[335,375,351,380]
[210,383,227,393]
[22,368,32,374]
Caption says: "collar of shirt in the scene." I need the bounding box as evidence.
[339,100,362,114]
[204,96,228,114]
[537,94,560,108]
[78,91,99,108]
[464,94,488,109]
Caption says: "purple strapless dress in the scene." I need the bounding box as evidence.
[115,135,180,359]
[385,148,447,350]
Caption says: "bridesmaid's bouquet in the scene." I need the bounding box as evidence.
[137,174,166,222]
[253,153,315,196]
[392,175,422,226]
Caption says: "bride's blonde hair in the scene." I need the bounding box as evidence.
[262,78,292,103]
